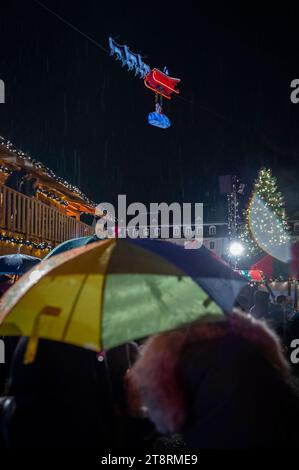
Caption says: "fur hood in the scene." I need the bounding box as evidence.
[130,311,290,434]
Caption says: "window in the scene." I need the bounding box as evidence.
[209,225,216,236]
[209,241,215,250]
[294,223,299,234]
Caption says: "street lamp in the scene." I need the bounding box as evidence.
[228,240,244,269]
[229,240,244,257]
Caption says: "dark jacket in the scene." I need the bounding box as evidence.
[4,338,114,448]
[249,290,270,319]
[5,170,27,191]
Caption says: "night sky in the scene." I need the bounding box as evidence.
[1,1,299,213]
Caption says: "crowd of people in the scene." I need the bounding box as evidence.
[239,289,299,375]
[0,271,299,448]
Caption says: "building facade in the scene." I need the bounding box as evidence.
[202,222,229,258]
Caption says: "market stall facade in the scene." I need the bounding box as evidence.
[0,137,95,257]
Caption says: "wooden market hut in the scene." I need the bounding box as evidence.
[0,136,95,258]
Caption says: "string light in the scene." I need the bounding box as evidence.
[0,164,10,176]
[0,230,52,253]
[36,187,69,207]
[0,136,96,207]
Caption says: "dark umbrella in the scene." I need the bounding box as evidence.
[45,235,97,259]
[0,254,41,275]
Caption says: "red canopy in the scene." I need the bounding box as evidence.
[250,242,299,280]
[250,255,273,279]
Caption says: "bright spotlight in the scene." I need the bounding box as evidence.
[229,241,244,257]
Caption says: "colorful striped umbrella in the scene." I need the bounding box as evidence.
[0,239,246,363]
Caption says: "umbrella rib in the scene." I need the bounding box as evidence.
[99,241,117,350]
[61,273,89,341]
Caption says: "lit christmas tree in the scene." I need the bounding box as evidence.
[240,168,289,258]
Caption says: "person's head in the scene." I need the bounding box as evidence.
[254,290,269,308]
[234,294,249,312]
[0,274,13,283]
[0,275,15,296]
[17,168,27,177]
[276,295,287,305]
[129,312,292,441]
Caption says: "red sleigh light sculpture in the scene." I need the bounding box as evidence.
[108,37,181,128]
[144,68,180,100]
